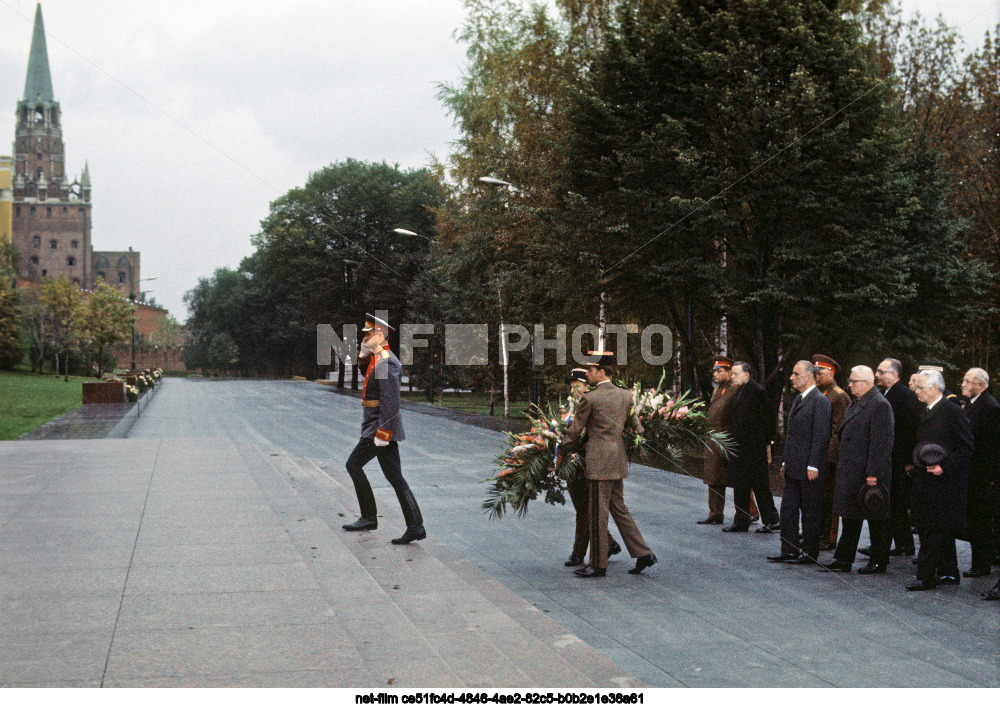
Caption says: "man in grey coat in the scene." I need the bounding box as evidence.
[342,313,425,545]
[768,361,831,564]
[818,366,894,574]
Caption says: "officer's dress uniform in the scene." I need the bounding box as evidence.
[343,338,425,543]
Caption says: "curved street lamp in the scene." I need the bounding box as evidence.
[393,228,433,242]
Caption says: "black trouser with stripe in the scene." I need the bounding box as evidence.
[345,438,408,519]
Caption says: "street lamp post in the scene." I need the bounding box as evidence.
[393,228,436,402]
[478,177,537,410]
[129,277,157,372]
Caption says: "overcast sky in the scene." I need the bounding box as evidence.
[1,0,998,320]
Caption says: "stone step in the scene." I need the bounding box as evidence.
[250,447,638,688]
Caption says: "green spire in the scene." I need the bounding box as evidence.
[81,161,90,187]
[23,4,54,104]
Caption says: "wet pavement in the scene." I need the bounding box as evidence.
[1,377,997,687]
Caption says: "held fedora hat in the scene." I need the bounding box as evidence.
[859,482,889,518]
[913,442,948,468]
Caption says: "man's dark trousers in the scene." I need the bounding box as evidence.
[836,517,891,565]
[345,438,409,518]
[779,476,823,557]
[734,482,778,528]
[916,527,959,581]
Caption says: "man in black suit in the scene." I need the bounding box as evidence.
[907,369,975,591]
[960,368,1000,578]
[818,366,894,573]
[875,358,920,556]
[724,362,780,533]
[768,361,831,564]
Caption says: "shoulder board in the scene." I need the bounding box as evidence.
[380,350,390,359]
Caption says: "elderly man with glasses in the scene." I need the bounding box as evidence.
[818,366,894,574]
[907,369,974,591]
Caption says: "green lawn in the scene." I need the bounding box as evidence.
[0,369,101,440]
[401,391,535,419]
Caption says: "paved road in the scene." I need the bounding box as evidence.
[124,378,1000,687]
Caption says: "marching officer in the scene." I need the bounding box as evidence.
[342,313,426,544]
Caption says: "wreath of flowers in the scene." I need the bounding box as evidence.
[483,370,731,520]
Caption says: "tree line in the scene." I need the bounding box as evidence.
[0,246,182,379]
[180,0,998,409]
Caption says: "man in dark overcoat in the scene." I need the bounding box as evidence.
[699,356,739,525]
[960,367,1000,577]
[875,358,919,556]
[724,362,780,533]
[907,369,975,591]
[818,366,894,573]
[768,360,831,564]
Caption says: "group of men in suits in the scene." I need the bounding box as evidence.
[702,355,1000,598]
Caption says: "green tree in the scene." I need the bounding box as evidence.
[435,0,614,404]
[184,161,443,379]
[207,332,240,377]
[557,0,989,401]
[0,244,25,370]
[84,279,133,377]
[40,276,85,382]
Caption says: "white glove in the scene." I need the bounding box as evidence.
[374,437,389,447]
[359,340,374,357]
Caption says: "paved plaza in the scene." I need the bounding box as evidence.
[1,378,998,687]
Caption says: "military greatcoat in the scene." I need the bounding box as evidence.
[703,382,738,487]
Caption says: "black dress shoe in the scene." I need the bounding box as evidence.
[936,575,960,586]
[911,557,919,565]
[391,525,426,544]
[982,589,1000,601]
[564,554,585,567]
[574,565,606,578]
[818,560,852,572]
[756,522,781,534]
[857,562,887,574]
[767,553,800,562]
[787,556,816,565]
[343,517,377,531]
[608,540,622,557]
[628,553,657,574]
[888,547,915,556]
[697,516,723,525]
[722,524,749,533]
[906,579,937,591]
[963,569,990,578]
[858,546,872,557]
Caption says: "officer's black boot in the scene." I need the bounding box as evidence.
[343,477,378,531]
[391,488,426,544]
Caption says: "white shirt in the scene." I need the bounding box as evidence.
[969,393,982,406]
[926,394,944,411]
[796,385,818,472]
